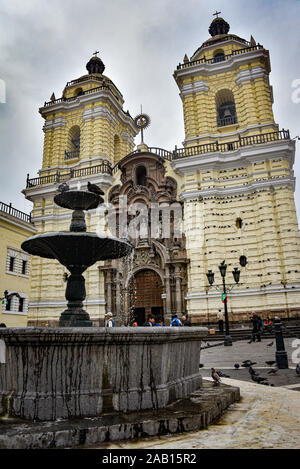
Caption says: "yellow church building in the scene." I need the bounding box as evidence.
[23,16,300,326]
[0,201,36,326]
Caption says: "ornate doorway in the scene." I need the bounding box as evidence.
[129,269,163,325]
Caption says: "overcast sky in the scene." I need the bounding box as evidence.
[0,0,299,220]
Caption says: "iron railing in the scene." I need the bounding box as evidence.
[0,201,31,223]
[26,161,112,188]
[173,129,290,159]
[26,130,290,188]
[65,149,80,160]
[43,84,112,107]
[177,44,264,70]
[217,115,238,127]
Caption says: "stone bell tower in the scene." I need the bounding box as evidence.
[23,54,138,326]
[172,15,300,322]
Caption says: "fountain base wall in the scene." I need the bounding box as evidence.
[0,327,207,422]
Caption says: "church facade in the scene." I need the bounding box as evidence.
[23,16,300,326]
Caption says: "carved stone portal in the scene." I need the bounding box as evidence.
[100,150,188,325]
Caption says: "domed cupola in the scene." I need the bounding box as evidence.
[86,53,105,75]
[208,16,230,37]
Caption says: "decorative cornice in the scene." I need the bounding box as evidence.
[174,49,269,83]
[180,80,209,98]
[179,176,295,200]
[183,123,279,146]
[29,297,106,308]
[186,284,300,300]
[23,173,113,202]
[235,66,268,86]
[172,140,295,175]
[82,105,117,126]
[43,117,66,131]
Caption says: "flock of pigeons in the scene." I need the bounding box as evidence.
[208,359,300,386]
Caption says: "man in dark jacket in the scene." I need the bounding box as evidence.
[182,315,191,326]
[251,313,261,342]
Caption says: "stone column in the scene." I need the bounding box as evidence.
[115,272,121,319]
[165,265,172,323]
[174,264,182,315]
[106,270,113,313]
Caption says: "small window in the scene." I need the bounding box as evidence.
[213,51,225,63]
[136,166,147,186]
[236,218,243,229]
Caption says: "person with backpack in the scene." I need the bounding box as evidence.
[105,312,116,327]
[170,314,182,327]
[143,315,156,327]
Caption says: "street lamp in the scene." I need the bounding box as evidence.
[206,257,246,347]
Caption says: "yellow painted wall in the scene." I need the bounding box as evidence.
[0,213,36,327]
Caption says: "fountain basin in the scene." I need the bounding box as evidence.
[54,191,103,211]
[21,232,132,272]
[0,327,208,421]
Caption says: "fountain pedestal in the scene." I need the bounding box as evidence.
[21,190,132,327]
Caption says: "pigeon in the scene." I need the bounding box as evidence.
[87,181,104,195]
[267,366,278,375]
[2,291,21,301]
[266,361,276,366]
[296,364,300,376]
[248,366,258,376]
[234,363,240,369]
[242,360,257,368]
[251,374,268,384]
[58,182,69,192]
[267,342,274,347]
[211,368,221,384]
[216,370,230,378]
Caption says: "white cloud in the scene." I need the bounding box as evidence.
[0,0,299,220]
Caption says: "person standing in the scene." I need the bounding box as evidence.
[170,314,182,327]
[181,315,191,326]
[251,313,261,342]
[143,315,155,327]
[217,309,224,333]
[105,312,116,327]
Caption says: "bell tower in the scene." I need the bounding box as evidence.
[174,15,276,147]
[23,54,138,326]
[172,15,300,322]
[40,53,137,170]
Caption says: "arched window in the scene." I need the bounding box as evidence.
[74,87,84,97]
[215,89,238,127]
[213,50,225,63]
[136,165,147,186]
[65,125,80,160]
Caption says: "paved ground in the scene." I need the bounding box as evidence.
[89,378,300,449]
[84,338,300,449]
[200,337,300,388]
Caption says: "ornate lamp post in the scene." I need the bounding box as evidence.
[206,257,247,346]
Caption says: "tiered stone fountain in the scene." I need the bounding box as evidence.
[0,189,239,449]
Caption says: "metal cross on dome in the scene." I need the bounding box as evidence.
[93,50,100,57]
[213,10,221,18]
